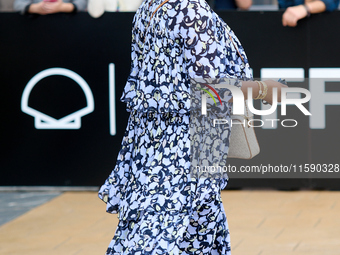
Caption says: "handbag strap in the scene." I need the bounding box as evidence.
[228,34,245,63]
[144,0,170,43]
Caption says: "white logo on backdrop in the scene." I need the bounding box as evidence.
[260,68,340,129]
[21,68,95,129]
[109,63,116,136]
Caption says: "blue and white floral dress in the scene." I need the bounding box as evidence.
[98,0,252,254]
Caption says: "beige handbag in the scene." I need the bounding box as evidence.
[226,32,260,159]
[228,101,260,159]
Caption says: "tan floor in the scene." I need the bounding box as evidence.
[0,190,339,255]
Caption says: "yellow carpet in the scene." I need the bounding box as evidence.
[0,190,339,255]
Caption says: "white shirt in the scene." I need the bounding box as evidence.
[88,0,143,17]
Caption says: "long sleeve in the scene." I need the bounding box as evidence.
[320,0,339,11]
[169,0,251,80]
[167,0,250,115]
[120,0,251,114]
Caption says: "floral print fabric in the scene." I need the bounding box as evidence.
[120,0,252,114]
[98,0,252,254]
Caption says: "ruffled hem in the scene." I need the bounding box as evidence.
[121,85,191,114]
[98,111,193,221]
[98,181,195,219]
[120,76,251,115]
[98,174,227,221]
[102,183,231,255]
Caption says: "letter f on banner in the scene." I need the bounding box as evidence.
[309,68,340,129]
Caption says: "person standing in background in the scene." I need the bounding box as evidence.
[14,0,86,15]
[281,0,339,26]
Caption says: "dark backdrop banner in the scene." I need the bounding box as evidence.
[0,12,339,189]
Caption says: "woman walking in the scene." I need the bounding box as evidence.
[99,0,286,254]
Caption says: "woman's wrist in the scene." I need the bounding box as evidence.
[240,81,260,100]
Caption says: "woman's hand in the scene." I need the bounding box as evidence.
[262,80,288,105]
[240,80,288,104]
